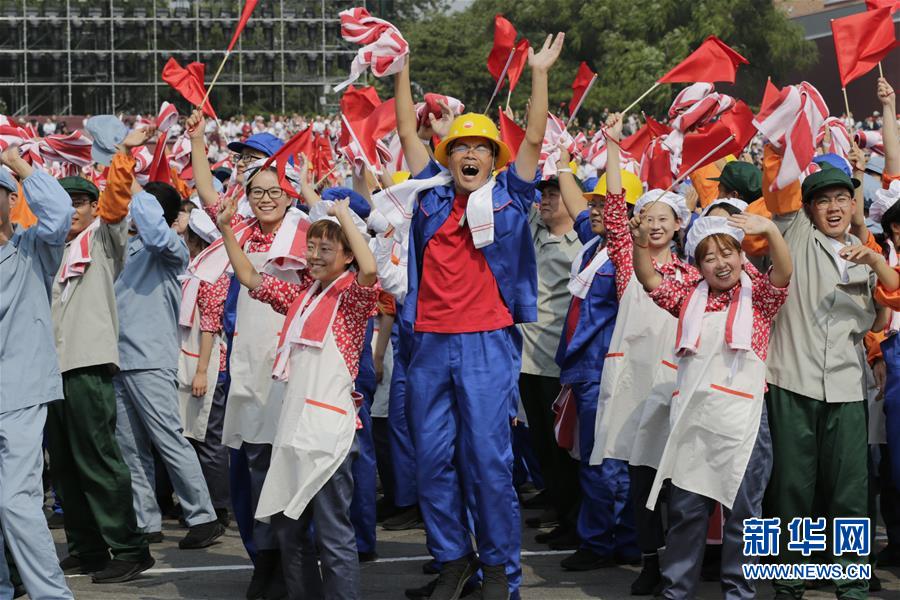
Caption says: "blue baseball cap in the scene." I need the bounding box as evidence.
[811,153,861,189]
[86,115,129,166]
[227,133,284,158]
[321,187,371,220]
[0,167,17,193]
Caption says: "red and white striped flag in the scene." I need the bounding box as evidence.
[855,130,884,155]
[539,113,576,177]
[753,82,828,191]
[816,117,851,160]
[40,131,94,168]
[333,8,409,92]
[415,93,465,129]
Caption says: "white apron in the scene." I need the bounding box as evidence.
[255,316,357,520]
[628,351,679,468]
[176,303,223,442]
[222,252,287,449]
[588,274,679,466]
[647,311,766,510]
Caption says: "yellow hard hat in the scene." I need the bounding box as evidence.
[585,170,643,205]
[433,113,511,170]
[391,171,411,185]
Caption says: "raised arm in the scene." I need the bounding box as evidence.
[515,33,565,181]
[629,212,662,292]
[762,144,802,217]
[216,195,262,290]
[98,128,155,224]
[848,142,868,242]
[128,178,187,267]
[2,147,72,246]
[298,154,320,208]
[605,113,623,196]
[394,63,431,177]
[728,213,793,288]
[879,77,899,178]
[331,198,377,287]
[555,146,586,220]
[186,110,218,208]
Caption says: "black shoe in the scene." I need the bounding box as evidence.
[422,558,441,575]
[59,554,109,574]
[91,556,155,583]
[869,570,882,592]
[878,544,900,567]
[215,508,231,528]
[376,497,402,522]
[521,490,549,510]
[631,554,661,596]
[246,549,280,600]
[560,548,615,571]
[480,563,508,600]
[547,530,581,551]
[405,578,438,599]
[524,508,559,529]
[615,552,642,566]
[47,512,65,530]
[12,584,25,598]
[430,556,478,600]
[358,551,379,563]
[384,506,423,531]
[535,525,571,545]
[178,520,225,549]
[146,531,164,544]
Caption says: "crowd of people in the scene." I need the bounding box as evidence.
[2,26,900,600]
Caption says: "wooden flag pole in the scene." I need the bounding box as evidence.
[198,52,231,114]
[315,162,341,188]
[842,87,851,118]
[484,48,517,114]
[505,88,513,112]
[621,82,661,117]
[879,62,884,78]
[566,74,598,127]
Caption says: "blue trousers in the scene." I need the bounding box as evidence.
[350,400,377,555]
[230,445,257,560]
[407,330,520,573]
[881,334,900,487]
[572,380,638,558]
[388,328,418,508]
[114,368,216,532]
[0,404,72,600]
[511,422,544,490]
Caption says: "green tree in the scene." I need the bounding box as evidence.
[401,0,817,121]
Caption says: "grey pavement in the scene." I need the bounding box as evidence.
[42,508,900,599]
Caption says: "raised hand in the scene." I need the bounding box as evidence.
[727,213,777,237]
[604,112,624,141]
[120,126,157,150]
[629,213,650,247]
[217,195,237,230]
[186,109,206,141]
[428,99,457,140]
[528,33,565,74]
[847,142,866,173]
[327,197,351,217]
[839,243,885,268]
[878,77,895,111]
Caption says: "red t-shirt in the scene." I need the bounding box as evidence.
[415,194,513,333]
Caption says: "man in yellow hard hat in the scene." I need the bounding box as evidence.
[390,32,565,600]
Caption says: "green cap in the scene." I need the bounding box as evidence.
[59,176,99,202]
[801,164,859,204]
[707,161,762,201]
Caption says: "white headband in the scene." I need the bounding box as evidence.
[701,198,749,217]
[634,189,691,230]
[685,216,745,259]
[868,180,900,225]
[308,200,371,242]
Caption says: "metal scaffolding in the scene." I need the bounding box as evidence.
[0,0,361,116]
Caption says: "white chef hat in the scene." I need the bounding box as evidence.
[188,208,221,244]
[701,198,748,217]
[868,180,900,225]
[685,216,745,260]
[308,200,371,242]
[634,189,691,230]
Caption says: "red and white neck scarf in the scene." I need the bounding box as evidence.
[567,237,610,299]
[178,208,310,327]
[272,270,356,381]
[58,218,101,302]
[675,270,753,357]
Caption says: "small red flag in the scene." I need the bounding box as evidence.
[498,110,525,162]
[760,78,780,114]
[227,0,259,53]
[342,99,398,167]
[148,136,172,185]
[620,116,671,157]
[339,85,382,122]
[161,58,217,119]
[260,127,312,198]
[678,101,756,178]
[569,62,596,115]
[487,15,517,82]
[866,0,899,12]
[658,36,749,84]
[831,7,898,87]
[507,39,530,93]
